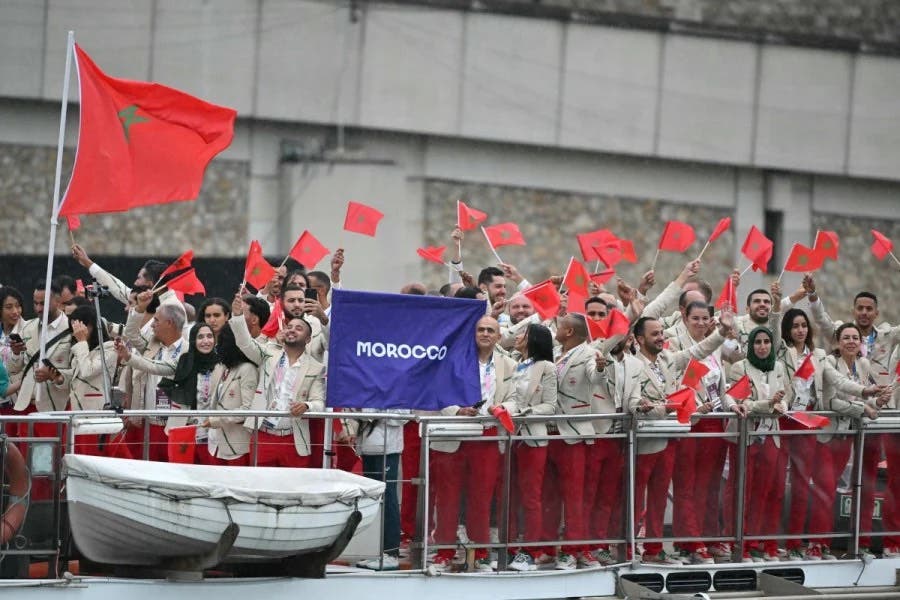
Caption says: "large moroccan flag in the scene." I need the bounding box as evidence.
[58,44,236,216]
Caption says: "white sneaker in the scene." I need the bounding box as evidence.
[821,546,838,560]
[357,554,399,571]
[508,552,536,572]
[883,545,900,558]
[690,548,714,565]
[555,553,577,570]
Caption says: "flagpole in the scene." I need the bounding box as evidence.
[649,248,660,272]
[889,250,900,270]
[481,226,504,264]
[39,30,75,362]
[740,263,753,276]
[593,259,600,274]
[558,257,574,296]
[696,239,711,261]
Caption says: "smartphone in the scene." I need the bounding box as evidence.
[304,288,319,301]
[8,333,23,344]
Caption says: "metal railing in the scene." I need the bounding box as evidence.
[0,408,898,575]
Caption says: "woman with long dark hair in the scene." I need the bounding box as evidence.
[505,323,558,572]
[68,305,117,455]
[204,325,257,465]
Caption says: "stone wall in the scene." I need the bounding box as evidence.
[0,143,250,257]
[450,0,900,45]
[423,179,736,298]
[810,214,900,325]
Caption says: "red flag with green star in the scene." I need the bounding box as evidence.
[521,280,560,321]
[58,44,236,217]
[457,200,487,231]
[725,375,752,400]
[344,201,384,237]
[562,258,590,296]
[287,230,330,269]
[681,358,710,390]
[658,220,696,253]
[243,240,276,290]
[576,229,617,262]
[741,226,774,272]
[483,222,526,248]
[784,243,824,272]
[814,230,839,261]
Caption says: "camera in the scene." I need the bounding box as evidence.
[83,282,111,299]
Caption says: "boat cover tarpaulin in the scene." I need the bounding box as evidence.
[64,454,385,507]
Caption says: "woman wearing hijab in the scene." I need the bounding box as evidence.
[807,323,885,560]
[723,327,788,563]
[159,322,217,464]
[504,323,558,572]
[68,305,117,455]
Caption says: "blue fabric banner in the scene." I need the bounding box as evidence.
[327,289,485,409]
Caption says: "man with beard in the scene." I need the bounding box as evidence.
[231,312,325,468]
[630,312,732,564]
[500,294,539,350]
[722,286,783,363]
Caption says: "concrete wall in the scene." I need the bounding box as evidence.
[3,1,900,181]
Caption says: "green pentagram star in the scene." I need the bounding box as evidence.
[117,105,149,141]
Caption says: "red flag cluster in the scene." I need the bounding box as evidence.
[157,250,205,296]
[585,308,630,342]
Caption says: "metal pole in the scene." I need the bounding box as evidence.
[497,426,513,571]
[377,421,387,567]
[627,416,637,566]
[39,31,75,363]
[419,422,431,570]
[849,421,866,557]
[732,416,749,561]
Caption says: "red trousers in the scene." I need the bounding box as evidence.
[400,421,421,540]
[673,420,726,552]
[253,431,311,468]
[583,438,624,551]
[124,422,169,461]
[884,434,900,548]
[723,438,780,551]
[431,429,501,560]
[785,434,818,549]
[859,434,883,547]
[541,439,587,554]
[808,437,851,546]
[634,444,675,555]
[508,443,548,556]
